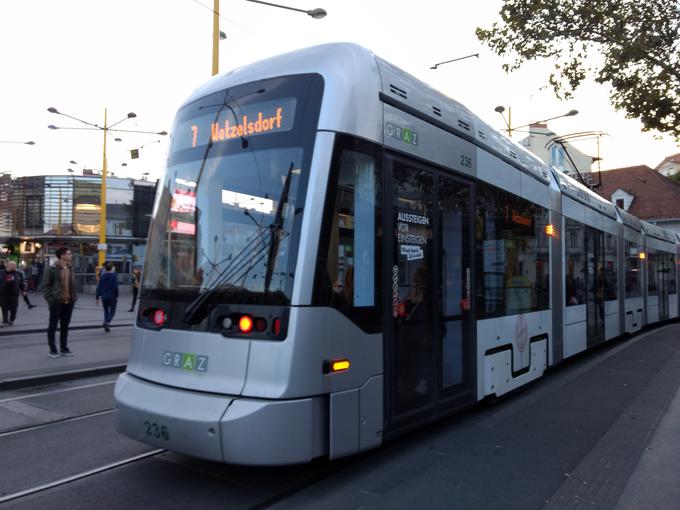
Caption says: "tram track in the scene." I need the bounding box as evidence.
[0,408,115,438]
[0,448,165,505]
[0,380,117,436]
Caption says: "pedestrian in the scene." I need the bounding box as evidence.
[128,267,141,312]
[18,265,37,309]
[0,261,25,326]
[43,247,77,358]
[96,261,118,332]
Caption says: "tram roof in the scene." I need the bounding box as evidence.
[552,167,618,219]
[616,206,643,232]
[641,220,678,243]
[183,42,553,186]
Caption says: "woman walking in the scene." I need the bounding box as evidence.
[128,267,141,312]
[96,262,118,332]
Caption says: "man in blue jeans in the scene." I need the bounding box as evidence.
[42,247,78,357]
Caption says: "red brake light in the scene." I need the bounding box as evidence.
[254,317,267,332]
[239,315,253,333]
[152,309,166,327]
[272,318,281,335]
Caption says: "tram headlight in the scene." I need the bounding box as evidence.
[152,309,167,327]
[238,315,254,333]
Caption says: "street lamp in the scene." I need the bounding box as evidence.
[494,106,578,137]
[211,0,327,75]
[47,107,167,269]
[0,140,35,145]
[430,53,479,70]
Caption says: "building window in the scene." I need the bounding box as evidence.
[616,198,624,209]
[25,195,43,228]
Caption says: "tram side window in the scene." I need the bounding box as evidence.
[314,143,382,332]
[625,240,642,298]
[669,254,677,294]
[565,219,586,306]
[604,233,618,300]
[475,182,549,318]
[648,249,659,296]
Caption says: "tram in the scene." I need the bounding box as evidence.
[114,43,680,465]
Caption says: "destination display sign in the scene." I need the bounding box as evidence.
[173,97,297,152]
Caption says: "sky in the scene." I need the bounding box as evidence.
[1,0,678,181]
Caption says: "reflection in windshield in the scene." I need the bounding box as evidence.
[143,148,303,305]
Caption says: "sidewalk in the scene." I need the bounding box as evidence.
[0,288,136,336]
[0,290,137,390]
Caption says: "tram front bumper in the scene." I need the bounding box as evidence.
[114,372,327,465]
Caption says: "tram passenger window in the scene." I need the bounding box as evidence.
[475,183,549,318]
[625,241,642,298]
[648,249,659,295]
[604,233,618,300]
[565,219,586,306]
[669,255,677,294]
[314,141,382,332]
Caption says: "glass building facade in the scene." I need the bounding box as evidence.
[0,174,156,286]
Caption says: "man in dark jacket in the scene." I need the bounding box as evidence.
[43,248,78,357]
[0,261,25,326]
[96,262,119,333]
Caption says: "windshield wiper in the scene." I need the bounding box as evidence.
[183,227,272,324]
[264,162,294,294]
[183,162,297,325]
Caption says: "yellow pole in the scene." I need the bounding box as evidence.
[212,0,219,75]
[508,106,513,137]
[98,108,108,269]
[57,188,62,236]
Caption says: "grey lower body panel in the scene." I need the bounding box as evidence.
[114,372,328,465]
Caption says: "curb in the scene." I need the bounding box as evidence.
[0,323,133,337]
[0,363,127,391]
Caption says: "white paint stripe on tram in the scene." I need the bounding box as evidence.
[0,380,116,404]
[0,448,165,504]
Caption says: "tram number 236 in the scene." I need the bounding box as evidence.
[144,420,170,441]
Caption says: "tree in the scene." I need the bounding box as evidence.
[476,0,680,139]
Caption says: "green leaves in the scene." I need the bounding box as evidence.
[477,0,680,139]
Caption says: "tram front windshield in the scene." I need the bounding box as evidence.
[142,74,323,308]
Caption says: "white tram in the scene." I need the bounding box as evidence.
[114,43,680,465]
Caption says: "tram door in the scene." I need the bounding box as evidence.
[585,227,605,346]
[385,158,474,429]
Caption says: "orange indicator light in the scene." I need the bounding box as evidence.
[545,224,558,238]
[639,252,646,260]
[331,359,351,372]
[239,315,254,333]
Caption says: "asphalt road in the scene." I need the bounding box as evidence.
[0,324,679,509]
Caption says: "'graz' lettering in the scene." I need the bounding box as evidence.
[163,351,208,373]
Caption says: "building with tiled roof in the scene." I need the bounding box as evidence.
[655,153,680,177]
[595,165,680,233]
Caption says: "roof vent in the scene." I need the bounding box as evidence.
[478,130,487,140]
[457,119,471,132]
[389,84,407,100]
[509,150,518,160]
[432,106,442,117]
